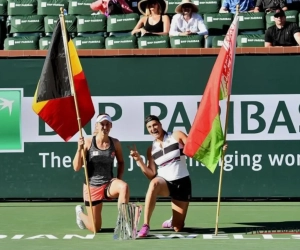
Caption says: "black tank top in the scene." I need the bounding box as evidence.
[144,15,164,33]
[85,136,115,186]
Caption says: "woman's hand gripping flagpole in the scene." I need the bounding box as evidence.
[59,7,96,235]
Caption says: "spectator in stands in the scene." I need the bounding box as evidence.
[265,8,300,47]
[254,0,287,13]
[169,0,208,36]
[90,0,133,16]
[131,0,170,36]
[219,0,255,13]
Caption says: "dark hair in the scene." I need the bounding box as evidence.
[145,115,160,125]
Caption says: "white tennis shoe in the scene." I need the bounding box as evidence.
[75,205,86,229]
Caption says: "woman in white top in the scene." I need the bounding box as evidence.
[129,115,191,237]
[169,0,208,36]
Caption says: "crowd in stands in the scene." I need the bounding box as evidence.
[0,0,300,50]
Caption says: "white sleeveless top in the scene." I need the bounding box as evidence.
[151,132,189,181]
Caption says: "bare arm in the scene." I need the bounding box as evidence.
[294,32,300,46]
[113,138,125,179]
[172,130,188,145]
[73,137,91,172]
[264,42,272,47]
[131,16,146,35]
[129,145,157,180]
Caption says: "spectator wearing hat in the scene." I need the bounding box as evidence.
[219,0,255,14]
[169,0,208,36]
[265,8,300,46]
[131,0,170,36]
[254,0,287,13]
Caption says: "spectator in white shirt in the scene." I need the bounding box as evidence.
[169,0,208,37]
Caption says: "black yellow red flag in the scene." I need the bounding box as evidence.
[32,19,95,141]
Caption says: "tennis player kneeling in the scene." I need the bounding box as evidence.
[73,113,130,233]
[129,115,192,237]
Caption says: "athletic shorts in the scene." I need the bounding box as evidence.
[83,180,113,206]
[165,176,192,202]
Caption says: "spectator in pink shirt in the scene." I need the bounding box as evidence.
[90,0,133,16]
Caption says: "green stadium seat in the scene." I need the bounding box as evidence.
[4,36,39,50]
[237,34,265,47]
[266,10,298,29]
[197,0,221,14]
[138,35,170,48]
[76,14,107,36]
[238,12,265,34]
[105,35,137,48]
[73,35,105,49]
[211,35,224,48]
[170,35,204,48]
[68,0,95,15]
[7,0,37,15]
[0,16,5,49]
[10,15,44,37]
[107,13,139,36]
[37,0,69,16]
[204,13,233,34]
[0,0,7,15]
[166,0,181,14]
[204,13,232,47]
[39,36,51,49]
[44,15,77,36]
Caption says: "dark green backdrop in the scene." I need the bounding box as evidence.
[0,55,299,198]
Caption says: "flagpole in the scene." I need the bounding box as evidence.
[59,8,96,235]
[214,5,239,236]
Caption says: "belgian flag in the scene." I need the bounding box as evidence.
[32,18,95,142]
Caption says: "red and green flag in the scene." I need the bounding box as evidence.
[32,18,95,141]
[183,15,239,173]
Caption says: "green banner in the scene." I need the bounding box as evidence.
[0,56,299,199]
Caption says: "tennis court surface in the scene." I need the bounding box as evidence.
[1,202,299,249]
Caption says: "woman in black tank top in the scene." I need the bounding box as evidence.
[131,0,170,36]
[72,113,130,233]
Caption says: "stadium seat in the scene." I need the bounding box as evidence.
[4,36,39,50]
[238,12,265,35]
[237,34,265,47]
[73,35,105,49]
[39,36,51,49]
[76,14,107,37]
[170,35,204,48]
[68,0,95,15]
[211,35,224,48]
[105,35,137,48]
[204,13,233,47]
[138,35,170,48]
[107,13,139,36]
[166,0,181,14]
[0,0,7,16]
[7,0,37,15]
[10,15,44,37]
[197,0,221,14]
[44,15,77,37]
[37,0,69,16]
[266,10,298,29]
